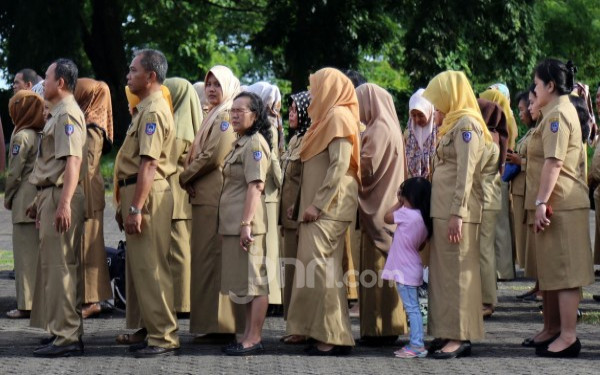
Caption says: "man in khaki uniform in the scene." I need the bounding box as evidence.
[114,49,178,357]
[28,59,86,357]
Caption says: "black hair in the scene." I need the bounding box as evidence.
[344,69,367,88]
[52,58,78,92]
[17,68,39,84]
[534,59,576,95]
[134,49,168,83]
[234,92,273,150]
[569,95,591,143]
[528,83,536,96]
[516,90,529,106]
[399,177,433,239]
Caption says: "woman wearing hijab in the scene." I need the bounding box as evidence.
[286,68,361,355]
[4,90,45,319]
[422,70,492,358]
[246,82,284,314]
[356,83,407,346]
[193,81,210,116]
[179,66,243,342]
[476,98,506,318]
[73,78,114,319]
[405,89,437,180]
[164,77,203,315]
[279,91,311,329]
[480,88,516,282]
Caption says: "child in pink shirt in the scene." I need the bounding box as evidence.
[382,177,432,358]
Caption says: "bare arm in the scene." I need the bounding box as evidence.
[240,181,264,251]
[384,200,403,225]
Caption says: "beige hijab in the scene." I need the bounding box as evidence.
[74,78,114,141]
[356,83,405,250]
[188,65,240,163]
[164,77,203,142]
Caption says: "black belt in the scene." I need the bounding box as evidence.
[36,185,53,191]
[117,175,138,188]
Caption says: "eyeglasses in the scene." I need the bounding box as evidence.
[230,108,253,115]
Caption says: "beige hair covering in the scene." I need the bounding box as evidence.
[164,77,203,142]
[74,78,114,141]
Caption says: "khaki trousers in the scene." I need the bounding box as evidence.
[265,202,282,304]
[169,219,191,312]
[512,194,527,268]
[494,182,515,279]
[13,223,39,310]
[282,227,298,320]
[480,210,500,305]
[82,210,112,303]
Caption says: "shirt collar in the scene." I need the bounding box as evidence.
[235,134,250,147]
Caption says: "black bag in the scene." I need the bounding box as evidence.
[106,240,126,309]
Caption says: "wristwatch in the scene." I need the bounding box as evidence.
[535,200,546,207]
[129,205,142,215]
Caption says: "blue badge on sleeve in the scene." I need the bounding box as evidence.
[462,131,472,143]
[145,122,156,135]
[253,151,262,161]
[65,124,74,136]
[550,121,559,133]
[220,121,230,131]
[11,144,20,155]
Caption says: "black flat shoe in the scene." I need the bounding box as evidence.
[306,345,352,356]
[133,346,178,358]
[516,289,537,299]
[33,342,84,358]
[427,338,448,352]
[221,340,239,353]
[224,342,265,356]
[128,340,148,352]
[357,336,398,347]
[193,333,236,345]
[39,335,57,346]
[522,332,560,348]
[430,341,471,359]
[535,338,581,358]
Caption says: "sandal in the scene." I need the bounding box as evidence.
[116,328,147,345]
[394,345,428,358]
[6,309,30,319]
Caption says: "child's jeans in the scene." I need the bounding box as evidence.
[397,283,424,348]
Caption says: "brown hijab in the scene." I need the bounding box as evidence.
[477,98,508,168]
[74,78,114,141]
[356,83,405,250]
[8,90,45,133]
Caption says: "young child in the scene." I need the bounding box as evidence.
[382,177,432,358]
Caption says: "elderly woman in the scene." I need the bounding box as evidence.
[179,66,242,343]
[4,90,45,319]
[404,89,437,180]
[422,70,492,358]
[218,92,272,355]
[522,59,593,358]
[356,83,407,346]
[286,68,361,356]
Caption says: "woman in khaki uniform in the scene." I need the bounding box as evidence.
[164,77,202,314]
[179,65,243,342]
[422,70,492,358]
[73,78,113,319]
[279,91,311,326]
[356,83,407,346]
[286,68,361,356]
[4,90,44,319]
[219,92,272,356]
[523,59,594,358]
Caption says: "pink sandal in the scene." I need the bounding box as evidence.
[394,345,428,358]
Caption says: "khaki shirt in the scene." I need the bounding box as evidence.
[29,94,86,187]
[481,142,501,211]
[264,122,282,203]
[218,133,271,235]
[115,90,175,180]
[5,129,39,223]
[180,111,235,206]
[431,116,484,223]
[83,126,106,215]
[280,134,303,229]
[297,137,358,222]
[525,95,589,210]
[510,128,534,197]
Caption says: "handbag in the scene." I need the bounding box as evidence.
[501,163,521,182]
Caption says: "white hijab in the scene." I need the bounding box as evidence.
[408,88,434,148]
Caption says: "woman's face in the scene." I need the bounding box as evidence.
[43,101,51,122]
[205,73,224,107]
[410,109,428,127]
[231,97,256,135]
[533,74,556,109]
[528,91,539,121]
[433,109,445,127]
[518,99,532,127]
[289,101,298,129]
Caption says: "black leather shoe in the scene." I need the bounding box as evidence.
[522,332,560,348]
[536,338,581,358]
[224,342,265,356]
[40,335,57,346]
[306,345,352,356]
[133,346,178,358]
[427,338,448,352]
[33,342,83,357]
[430,341,471,359]
[128,341,148,352]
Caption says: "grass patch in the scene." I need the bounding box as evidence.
[580,311,600,325]
[0,250,14,271]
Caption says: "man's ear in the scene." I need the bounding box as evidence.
[56,77,66,91]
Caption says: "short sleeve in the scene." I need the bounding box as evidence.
[55,114,84,159]
[243,137,268,184]
[542,114,569,161]
[139,111,166,160]
[393,208,405,224]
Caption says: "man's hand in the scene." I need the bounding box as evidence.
[125,213,142,235]
[54,202,71,233]
[303,204,321,222]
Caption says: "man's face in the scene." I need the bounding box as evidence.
[13,73,30,93]
[126,55,149,95]
[43,63,59,101]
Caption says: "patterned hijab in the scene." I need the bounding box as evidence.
[74,78,114,141]
[9,90,45,133]
[289,91,311,136]
[405,88,436,178]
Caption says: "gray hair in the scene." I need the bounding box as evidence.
[134,49,168,83]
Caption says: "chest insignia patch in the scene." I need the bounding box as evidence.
[65,124,74,136]
[462,131,472,143]
[550,121,559,133]
[11,144,20,155]
[220,121,230,131]
[145,122,156,135]
[253,150,262,161]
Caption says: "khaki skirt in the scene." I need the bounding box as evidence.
[221,234,268,298]
[533,209,594,291]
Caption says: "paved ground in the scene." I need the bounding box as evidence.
[0,200,599,374]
